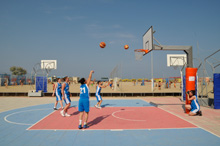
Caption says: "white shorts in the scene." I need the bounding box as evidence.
[96,94,102,102]
[64,94,71,104]
[191,108,199,113]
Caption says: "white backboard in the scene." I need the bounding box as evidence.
[167,54,187,67]
[41,60,57,70]
[143,26,153,50]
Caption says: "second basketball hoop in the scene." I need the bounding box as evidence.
[134,49,150,61]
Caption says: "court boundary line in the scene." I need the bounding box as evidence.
[152,103,220,138]
[0,102,58,114]
[27,106,155,131]
[28,106,197,131]
[7,99,218,137]
[160,107,220,138]
[27,127,199,131]
[4,108,52,126]
[26,109,56,130]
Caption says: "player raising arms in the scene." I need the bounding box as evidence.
[95,81,108,109]
[78,70,94,129]
[52,78,64,110]
[60,76,71,117]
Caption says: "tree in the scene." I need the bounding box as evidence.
[10,66,27,75]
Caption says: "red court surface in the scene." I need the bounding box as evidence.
[29,106,197,130]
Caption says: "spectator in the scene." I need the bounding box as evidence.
[20,80,23,86]
[158,81,162,90]
[133,80,136,86]
[109,80,114,90]
[141,79,145,86]
[174,80,176,88]
[4,81,8,88]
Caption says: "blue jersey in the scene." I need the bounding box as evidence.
[96,86,101,95]
[191,95,200,110]
[80,84,89,100]
[64,82,70,95]
[56,82,62,94]
[55,82,62,101]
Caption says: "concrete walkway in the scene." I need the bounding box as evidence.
[143,97,220,137]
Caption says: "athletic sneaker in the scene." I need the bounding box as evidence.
[83,124,89,129]
[95,105,98,108]
[65,113,71,117]
[198,111,202,116]
[53,107,57,110]
[98,106,102,109]
[78,125,82,129]
[60,110,65,117]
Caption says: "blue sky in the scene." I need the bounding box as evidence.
[0,0,220,79]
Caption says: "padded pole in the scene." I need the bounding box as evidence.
[185,68,197,113]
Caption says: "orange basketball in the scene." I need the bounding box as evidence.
[99,42,106,48]
[124,45,129,50]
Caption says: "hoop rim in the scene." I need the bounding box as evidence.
[134,49,150,54]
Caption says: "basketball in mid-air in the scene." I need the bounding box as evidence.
[124,45,129,50]
[99,42,106,48]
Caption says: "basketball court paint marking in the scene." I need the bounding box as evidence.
[4,108,52,126]
[156,106,220,138]
[112,110,146,122]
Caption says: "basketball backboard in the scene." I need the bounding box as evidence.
[143,26,154,51]
[167,54,187,67]
[41,60,57,70]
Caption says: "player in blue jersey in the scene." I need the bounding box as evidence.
[78,70,94,129]
[95,81,108,109]
[52,78,64,110]
[60,76,71,117]
[185,90,202,116]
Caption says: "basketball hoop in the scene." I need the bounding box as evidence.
[134,49,150,61]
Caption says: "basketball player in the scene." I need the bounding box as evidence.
[60,76,71,117]
[185,90,202,116]
[95,81,108,109]
[52,78,64,110]
[78,70,94,129]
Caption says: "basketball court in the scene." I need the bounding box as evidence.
[1,98,220,146]
[0,26,219,146]
[1,1,220,145]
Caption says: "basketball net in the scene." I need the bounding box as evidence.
[135,51,145,61]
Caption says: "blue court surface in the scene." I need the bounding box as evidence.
[0,99,220,146]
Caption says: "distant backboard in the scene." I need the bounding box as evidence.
[41,60,57,70]
[167,54,187,67]
[143,26,153,51]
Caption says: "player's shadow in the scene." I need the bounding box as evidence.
[101,104,115,108]
[71,111,80,115]
[87,115,110,127]
[70,105,77,108]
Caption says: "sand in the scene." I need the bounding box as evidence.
[0,82,214,98]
